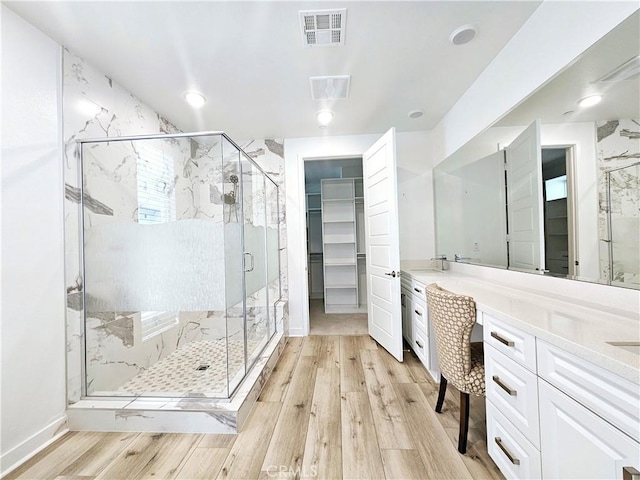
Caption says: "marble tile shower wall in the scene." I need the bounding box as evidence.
[63,49,288,402]
[596,119,640,287]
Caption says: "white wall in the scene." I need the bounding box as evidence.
[430,2,639,311]
[284,131,432,336]
[396,131,434,261]
[430,1,639,165]
[1,6,67,475]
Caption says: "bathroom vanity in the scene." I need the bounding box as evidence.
[400,265,640,480]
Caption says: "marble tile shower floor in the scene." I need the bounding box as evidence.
[117,337,263,397]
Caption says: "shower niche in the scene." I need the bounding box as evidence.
[78,132,281,400]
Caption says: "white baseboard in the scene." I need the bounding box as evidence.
[288,327,305,337]
[1,414,68,478]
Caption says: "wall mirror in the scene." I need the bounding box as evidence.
[434,11,639,289]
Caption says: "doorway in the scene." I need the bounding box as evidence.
[304,157,368,335]
[541,146,577,276]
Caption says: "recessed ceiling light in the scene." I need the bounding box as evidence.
[450,25,477,46]
[316,110,334,126]
[184,91,206,108]
[577,95,602,108]
[408,110,423,119]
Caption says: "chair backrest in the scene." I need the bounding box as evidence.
[425,283,477,391]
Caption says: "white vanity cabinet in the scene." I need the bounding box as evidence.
[484,314,640,480]
[484,313,542,479]
[537,341,640,480]
[538,379,639,480]
[401,275,438,379]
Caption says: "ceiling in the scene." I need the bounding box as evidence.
[497,9,640,127]
[5,1,542,140]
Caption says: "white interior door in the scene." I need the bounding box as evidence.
[506,120,545,272]
[363,128,403,361]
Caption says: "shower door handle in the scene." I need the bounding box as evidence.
[243,252,254,272]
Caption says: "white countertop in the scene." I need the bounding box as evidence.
[400,264,640,385]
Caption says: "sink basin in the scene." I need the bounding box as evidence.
[606,341,640,355]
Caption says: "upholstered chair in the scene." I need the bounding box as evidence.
[425,283,486,454]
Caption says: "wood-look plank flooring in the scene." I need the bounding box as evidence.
[5,336,503,480]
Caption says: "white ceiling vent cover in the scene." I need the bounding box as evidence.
[300,9,346,48]
[310,75,351,100]
[596,55,640,83]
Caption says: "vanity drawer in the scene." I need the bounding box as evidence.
[412,298,427,332]
[413,328,427,363]
[485,344,540,448]
[410,278,427,298]
[537,339,640,442]
[483,313,536,372]
[487,401,541,480]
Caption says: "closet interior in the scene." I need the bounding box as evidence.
[305,158,367,314]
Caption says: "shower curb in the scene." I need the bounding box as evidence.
[66,332,287,434]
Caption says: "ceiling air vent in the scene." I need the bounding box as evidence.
[596,55,640,83]
[310,75,351,100]
[299,9,346,48]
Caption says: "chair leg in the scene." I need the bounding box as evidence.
[435,374,447,413]
[458,392,470,454]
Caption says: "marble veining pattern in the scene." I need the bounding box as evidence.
[596,119,640,288]
[63,48,288,406]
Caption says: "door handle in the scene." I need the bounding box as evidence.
[385,271,397,278]
[243,252,254,272]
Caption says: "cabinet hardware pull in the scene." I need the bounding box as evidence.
[491,331,515,347]
[414,287,422,293]
[415,339,423,349]
[414,309,422,316]
[495,437,520,465]
[492,375,517,396]
[623,467,640,480]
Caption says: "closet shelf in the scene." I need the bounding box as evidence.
[324,261,356,266]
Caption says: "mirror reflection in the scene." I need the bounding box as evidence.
[434,11,639,289]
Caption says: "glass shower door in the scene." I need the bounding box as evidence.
[607,162,640,289]
[222,137,245,395]
[265,177,280,337]
[241,155,270,370]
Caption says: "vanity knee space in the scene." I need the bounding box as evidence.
[483,313,640,480]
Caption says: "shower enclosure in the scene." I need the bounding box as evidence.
[78,132,280,399]
[606,161,639,289]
